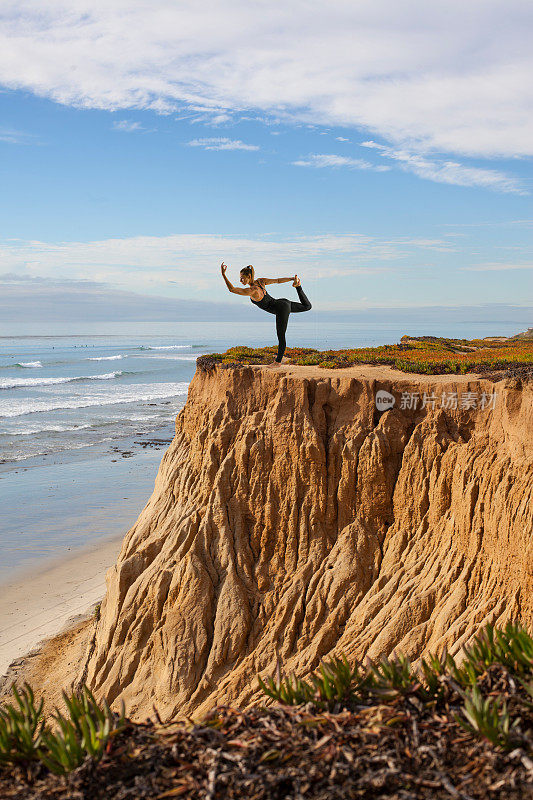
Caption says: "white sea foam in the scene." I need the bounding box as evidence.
[3,440,101,462]
[5,423,93,436]
[143,354,199,361]
[0,382,189,418]
[122,415,156,422]
[16,361,42,368]
[140,345,190,350]
[87,355,124,361]
[0,371,124,390]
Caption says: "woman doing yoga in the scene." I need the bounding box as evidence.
[220,262,312,367]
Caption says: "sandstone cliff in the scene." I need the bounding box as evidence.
[76,364,533,721]
[19,365,533,722]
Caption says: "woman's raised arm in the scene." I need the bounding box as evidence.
[220,262,252,295]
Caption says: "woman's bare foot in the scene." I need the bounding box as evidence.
[292,274,301,287]
[266,361,281,369]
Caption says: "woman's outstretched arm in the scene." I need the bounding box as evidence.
[260,275,296,285]
[220,262,252,295]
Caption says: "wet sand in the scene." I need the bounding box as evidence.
[0,536,122,678]
[0,430,173,678]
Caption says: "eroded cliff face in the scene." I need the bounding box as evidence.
[79,365,532,722]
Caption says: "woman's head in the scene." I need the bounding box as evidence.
[240,265,255,285]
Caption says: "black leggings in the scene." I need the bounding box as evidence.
[273,285,312,362]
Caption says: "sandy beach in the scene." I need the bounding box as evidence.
[0,429,175,680]
[0,536,122,678]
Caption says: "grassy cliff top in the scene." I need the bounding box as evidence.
[198,335,533,376]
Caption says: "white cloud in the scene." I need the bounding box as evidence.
[2,271,531,321]
[292,146,524,193]
[441,219,533,228]
[176,105,233,125]
[0,231,455,296]
[463,262,533,271]
[112,120,144,132]
[0,127,37,144]
[361,141,526,193]
[335,136,350,142]
[292,154,390,171]
[187,137,259,151]
[0,2,532,158]
[210,114,232,125]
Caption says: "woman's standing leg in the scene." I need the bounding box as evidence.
[274,300,291,362]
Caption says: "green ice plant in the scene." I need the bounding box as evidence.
[447,623,533,687]
[258,654,365,709]
[365,653,416,698]
[0,683,45,764]
[258,672,316,706]
[0,682,125,774]
[418,650,448,702]
[258,650,427,708]
[257,622,533,709]
[308,655,366,704]
[456,684,521,751]
[37,685,125,776]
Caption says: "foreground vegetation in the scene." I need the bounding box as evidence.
[259,622,533,752]
[197,335,533,375]
[0,684,124,776]
[1,622,533,798]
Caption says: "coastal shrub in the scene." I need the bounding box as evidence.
[456,685,520,751]
[225,346,256,357]
[258,654,366,709]
[0,683,125,775]
[0,684,45,764]
[298,354,322,366]
[195,353,224,371]
[201,337,533,375]
[447,622,533,687]
[257,622,533,752]
[37,686,125,775]
[419,650,449,702]
[365,653,417,698]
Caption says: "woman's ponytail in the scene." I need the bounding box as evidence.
[240,265,255,282]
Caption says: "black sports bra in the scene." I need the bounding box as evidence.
[250,279,277,312]
[250,279,266,301]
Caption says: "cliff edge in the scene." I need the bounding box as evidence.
[14,364,533,721]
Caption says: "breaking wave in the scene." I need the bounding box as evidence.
[0,371,127,390]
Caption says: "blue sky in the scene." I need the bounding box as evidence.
[0,1,531,324]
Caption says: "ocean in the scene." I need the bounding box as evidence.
[0,337,193,467]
